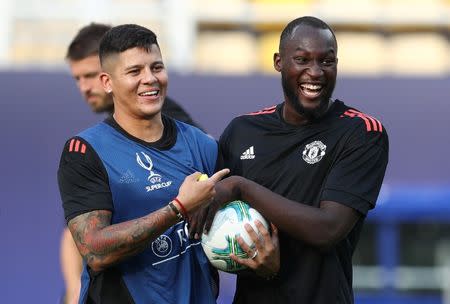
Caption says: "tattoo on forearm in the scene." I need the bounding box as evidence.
[68,206,176,270]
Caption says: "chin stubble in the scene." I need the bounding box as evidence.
[281,73,333,121]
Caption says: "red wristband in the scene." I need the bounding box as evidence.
[173,197,188,218]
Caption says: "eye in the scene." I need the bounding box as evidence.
[128,69,140,75]
[86,72,99,79]
[294,57,308,64]
[322,58,336,66]
[152,64,164,72]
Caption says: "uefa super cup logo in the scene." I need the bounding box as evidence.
[136,152,162,183]
[136,152,172,192]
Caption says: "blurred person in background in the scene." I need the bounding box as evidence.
[61,22,206,304]
[192,16,389,304]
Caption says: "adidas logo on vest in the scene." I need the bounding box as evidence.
[240,146,255,160]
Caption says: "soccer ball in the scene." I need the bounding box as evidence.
[201,200,269,273]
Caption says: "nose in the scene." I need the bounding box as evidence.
[78,78,91,94]
[307,61,324,78]
[142,67,158,84]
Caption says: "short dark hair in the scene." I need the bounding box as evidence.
[66,23,112,61]
[99,24,159,66]
[279,16,337,51]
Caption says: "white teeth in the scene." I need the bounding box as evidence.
[301,84,322,91]
[140,90,158,96]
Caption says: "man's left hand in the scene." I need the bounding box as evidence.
[230,221,280,279]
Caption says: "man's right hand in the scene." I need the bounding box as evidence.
[176,168,230,214]
[188,175,245,238]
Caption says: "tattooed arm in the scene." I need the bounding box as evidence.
[67,169,230,272]
[58,137,231,273]
[68,206,177,272]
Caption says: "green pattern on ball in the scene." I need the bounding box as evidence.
[209,201,253,271]
[220,200,252,222]
[211,235,247,271]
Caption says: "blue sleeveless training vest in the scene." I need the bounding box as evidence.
[78,120,217,304]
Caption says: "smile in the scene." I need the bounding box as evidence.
[300,83,323,99]
[139,90,159,97]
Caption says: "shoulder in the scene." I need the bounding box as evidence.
[336,101,388,148]
[338,103,385,133]
[244,105,278,117]
[59,122,110,168]
[174,119,207,137]
[175,119,216,146]
[59,135,101,168]
[239,105,279,124]
[78,121,113,142]
[225,104,280,132]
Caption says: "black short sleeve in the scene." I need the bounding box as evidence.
[218,118,242,176]
[322,125,389,215]
[57,137,113,223]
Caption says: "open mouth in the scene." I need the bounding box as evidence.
[299,83,323,99]
[139,90,159,97]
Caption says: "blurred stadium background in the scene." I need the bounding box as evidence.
[0,0,449,303]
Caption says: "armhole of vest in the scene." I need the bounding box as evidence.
[214,141,224,172]
[118,273,135,304]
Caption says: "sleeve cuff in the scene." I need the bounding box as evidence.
[321,188,374,215]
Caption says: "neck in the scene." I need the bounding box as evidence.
[282,106,309,126]
[113,112,164,143]
[283,99,333,126]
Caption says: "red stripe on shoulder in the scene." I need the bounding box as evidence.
[246,105,277,116]
[347,109,374,131]
[69,139,75,152]
[74,140,81,152]
[341,109,383,133]
[68,138,88,154]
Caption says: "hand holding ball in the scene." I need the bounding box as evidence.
[201,200,269,273]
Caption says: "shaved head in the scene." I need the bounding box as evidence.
[99,24,159,70]
[279,16,337,54]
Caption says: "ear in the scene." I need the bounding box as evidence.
[273,52,281,72]
[100,72,112,94]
